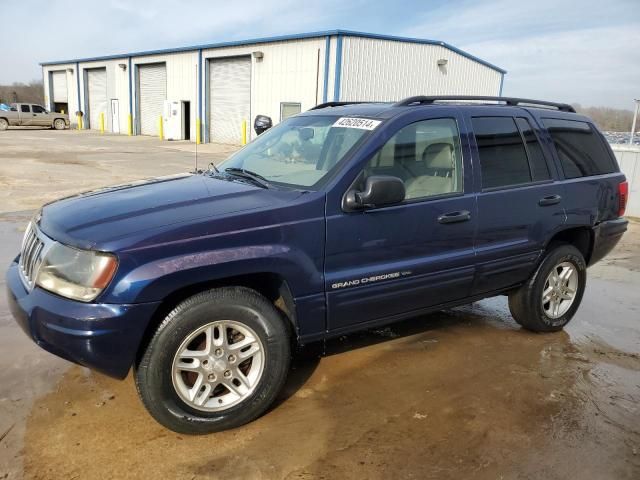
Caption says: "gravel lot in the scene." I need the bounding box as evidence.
[0,129,638,479]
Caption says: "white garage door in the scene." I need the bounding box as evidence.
[51,71,67,103]
[138,63,167,136]
[209,57,251,145]
[86,68,107,130]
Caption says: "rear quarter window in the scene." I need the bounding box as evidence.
[542,118,617,178]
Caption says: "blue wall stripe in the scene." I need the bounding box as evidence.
[333,35,343,102]
[40,29,506,74]
[322,36,331,103]
[75,62,81,117]
[498,73,505,96]
[198,49,203,142]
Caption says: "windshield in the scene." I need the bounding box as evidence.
[219,115,375,188]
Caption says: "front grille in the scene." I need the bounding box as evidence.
[19,223,47,289]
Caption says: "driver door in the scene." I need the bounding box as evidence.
[31,105,51,126]
[324,112,477,332]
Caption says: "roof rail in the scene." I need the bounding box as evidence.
[393,96,576,113]
[310,101,369,110]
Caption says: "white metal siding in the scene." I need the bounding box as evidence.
[51,71,68,103]
[339,37,502,102]
[208,57,251,145]
[86,68,107,130]
[612,145,640,217]
[138,63,167,136]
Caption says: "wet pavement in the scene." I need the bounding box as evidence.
[0,131,638,479]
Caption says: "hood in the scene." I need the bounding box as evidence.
[39,173,301,249]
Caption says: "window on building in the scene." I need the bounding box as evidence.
[20,105,30,113]
[472,116,531,189]
[32,105,46,114]
[365,118,463,200]
[542,118,617,178]
[280,103,301,121]
[515,117,550,182]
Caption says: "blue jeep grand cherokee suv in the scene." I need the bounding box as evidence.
[6,96,629,434]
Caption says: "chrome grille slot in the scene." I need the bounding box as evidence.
[18,223,48,289]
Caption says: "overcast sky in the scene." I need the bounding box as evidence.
[1,0,638,108]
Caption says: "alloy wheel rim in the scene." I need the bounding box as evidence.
[171,320,265,412]
[542,261,578,319]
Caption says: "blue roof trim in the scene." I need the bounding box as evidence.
[39,29,506,74]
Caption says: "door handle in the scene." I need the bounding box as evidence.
[438,210,471,224]
[538,194,562,206]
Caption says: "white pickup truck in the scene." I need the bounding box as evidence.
[0,103,69,131]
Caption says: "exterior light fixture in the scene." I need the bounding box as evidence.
[118,63,127,71]
[437,59,448,66]
[67,68,74,73]
[252,51,264,61]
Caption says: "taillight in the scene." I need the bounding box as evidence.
[618,181,628,217]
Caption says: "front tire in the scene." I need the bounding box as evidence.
[509,244,586,332]
[135,287,291,434]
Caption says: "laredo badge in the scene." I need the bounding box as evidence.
[333,117,382,130]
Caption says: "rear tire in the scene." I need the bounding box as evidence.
[53,118,66,130]
[509,244,586,332]
[135,287,291,434]
[0,118,8,131]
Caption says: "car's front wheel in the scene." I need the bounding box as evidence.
[135,287,291,434]
[508,244,587,332]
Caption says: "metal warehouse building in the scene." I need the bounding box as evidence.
[40,30,506,145]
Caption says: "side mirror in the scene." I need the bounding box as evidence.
[254,115,272,135]
[344,175,405,211]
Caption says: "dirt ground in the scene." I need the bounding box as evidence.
[0,129,638,479]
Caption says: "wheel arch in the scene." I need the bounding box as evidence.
[134,272,298,366]
[545,226,594,264]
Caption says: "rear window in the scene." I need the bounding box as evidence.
[515,117,550,182]
[472,117,532,189]
[542,118,617,178]
[20,105,30,113]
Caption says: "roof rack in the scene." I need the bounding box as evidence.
[310,101,369,110]
[393,96,576,113]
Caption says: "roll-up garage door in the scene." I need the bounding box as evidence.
[51,71,67,103]
[209,57,251,145]
[138,63,167,136]
[86,68,107,130]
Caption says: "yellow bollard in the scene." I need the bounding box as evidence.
[241,120,247,145]
[99,112,105,134]
[158,115,164,140]
[77,114,83,130]
[61,109,65,114]
[127,114,133,136]
[196,118,201,144]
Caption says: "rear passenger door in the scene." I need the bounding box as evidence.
[466,111,566,295]
[325,111,477,332]
[18,104,34,126]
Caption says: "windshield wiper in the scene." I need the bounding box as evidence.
[224,168,271,189]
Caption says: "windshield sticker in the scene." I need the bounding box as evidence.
[333,117,382,130]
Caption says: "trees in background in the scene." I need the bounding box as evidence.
[0,81,44,105]
[572,104,635,132]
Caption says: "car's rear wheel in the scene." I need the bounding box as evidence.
[135,287,291,434]
[0,118,8,131]
[53,118,66,130]
[508,244,586,332]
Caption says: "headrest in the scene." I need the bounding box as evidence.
[423,143,454,169]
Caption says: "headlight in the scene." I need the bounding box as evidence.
[36,243,118,302]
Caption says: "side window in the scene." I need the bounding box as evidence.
[472,116,531,189]
[20,105,31,113]
[365,118,463,200]
[542,118,617,178]
[32,105,46,114]
[515,117,550,182]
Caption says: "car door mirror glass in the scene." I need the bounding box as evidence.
[344,175,405,210]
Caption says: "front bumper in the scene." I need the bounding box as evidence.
[6,261,160,379]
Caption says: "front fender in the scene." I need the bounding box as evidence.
[101,244,323,303]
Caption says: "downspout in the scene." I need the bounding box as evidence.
[197,49,202,144]
[322,36,331,103]
[128,57,133,135]
[75,61,82,129]
[498,73,505,97]
[333,34,343,102]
